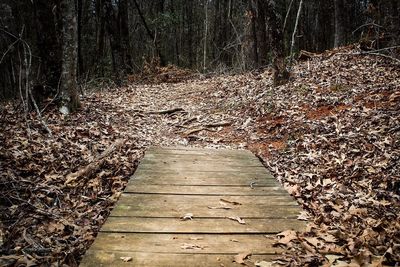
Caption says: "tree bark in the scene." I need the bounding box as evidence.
[334,0,346,47]
[59,0,81,114]
[256,0,268,66]
[76,0,84,77]
[33,0,62,92]
[264,0,290,86]
[133,0,166,66]
[118,0,133,73]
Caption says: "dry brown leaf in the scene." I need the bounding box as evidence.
[276,230,297,245]
[208,205,233,210]
[180,213,193,221]
[180,243,207,250]
[120,257,132,262]
[220,198,242,205]
[233,252,251,264]
[255,261,273,267]
[228,216,246,224]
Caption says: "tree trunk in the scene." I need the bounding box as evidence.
[95,0,106,76]
[243,0,258,70]
[33,0,62,92]
[118,0,133,73]
[334,0,346,47]
[59,0,81,114]
[77,0,84,77]
[256,0,268,66]
[133,0,166,66]
[104,0,124,83]
[264,0,290,86]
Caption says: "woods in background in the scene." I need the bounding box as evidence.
[1,0,399,107]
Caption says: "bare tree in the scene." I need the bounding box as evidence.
[334,0,346,47]
[264,0,290,86]
[59,0,80,114]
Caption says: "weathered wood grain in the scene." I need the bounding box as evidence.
[80,147,305,267]
[88,233,280,254]
[124,184,288,195]
[101,217,305,234]
[80,251,278,267]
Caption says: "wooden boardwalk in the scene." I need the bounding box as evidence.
[80,147,305,266]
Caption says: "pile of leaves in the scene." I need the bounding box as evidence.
[127,57,195,84]
[0,45,399,266]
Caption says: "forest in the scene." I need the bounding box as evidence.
[1,0,400,266]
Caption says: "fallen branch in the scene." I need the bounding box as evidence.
[358,51,400,64]
[204,121,232,128]
[64,139,125,186]
[29,90,52,137]
[183,121,231,136]
[183,127,218,136]
[148,107,184,115]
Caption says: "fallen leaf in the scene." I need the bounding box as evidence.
[208,205,233,210]
[255,261,273,267]
[325,254,342,264]
[189,237,203,240]
[297,211,310,221]
[276,230,297,245]
[220,198,242,205]
[120,257,132,262]
[304,237,323,248]
[228,216,246,224]
[233,252,251,264]
[180,213,193,221]
[180,243,207,250]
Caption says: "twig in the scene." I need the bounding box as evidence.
[358,51,400,64]
[352,22,384,35]
[361,45,400,53]
[289,0,303,69]
[204,121,232,127]
[64,139,125,186]
[148,107,185,115]
[183,127,217,136]
[283,0,295,33]
[183,121,231,136]
[29,90,53,136]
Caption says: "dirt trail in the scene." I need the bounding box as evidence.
[1,46,399,266]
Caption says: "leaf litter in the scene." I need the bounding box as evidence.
[0,45,399,266]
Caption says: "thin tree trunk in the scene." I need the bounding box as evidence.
[33,0,62,91]
[289,0,303,62]
[77,0,84,78]
[334,0,346,47]
[59,0,80,113]
[119,0,133,73]
[264,0,290,86]
[203,0,208,71]
[133,0,166,66]
[257,0,268,66]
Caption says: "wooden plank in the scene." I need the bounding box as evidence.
[124,184,288,196]
[101,217,305,234]
[140,157,264,167]
[88,233,280,254]
[116,194,297,208]
[111,199,301,218]
[147,147,255,157]
[133,168,275,179]
[80,251,278,267]
[117,193,296,204]
[131,176,277,186]
[143,153,262,164]
[137,164,268,174]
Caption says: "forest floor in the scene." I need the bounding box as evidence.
[1,46,400,266]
